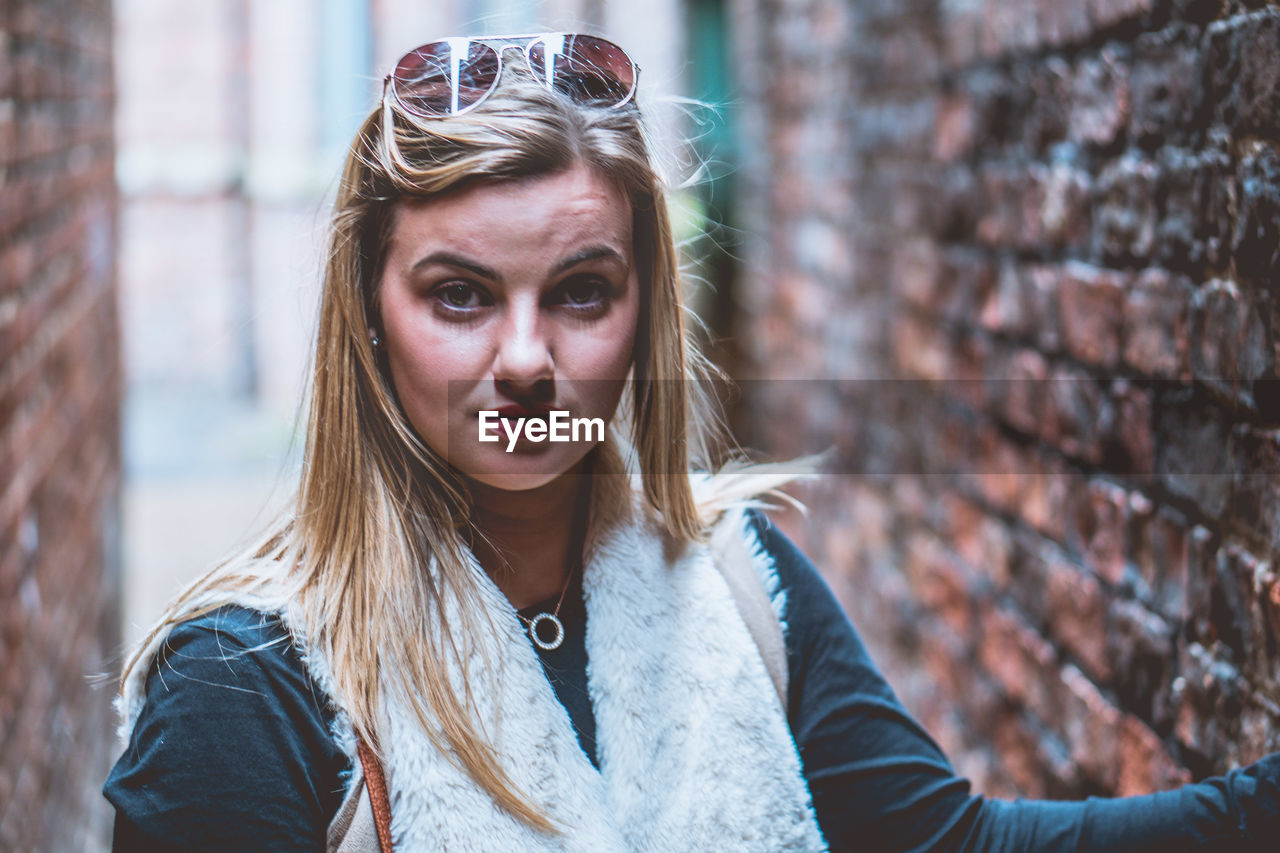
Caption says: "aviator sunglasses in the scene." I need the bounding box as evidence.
[385,33,640,118]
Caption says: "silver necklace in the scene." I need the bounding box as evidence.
[520,560,576,651]
[511,476,591,652]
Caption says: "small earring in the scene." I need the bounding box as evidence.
[370,333,382,348]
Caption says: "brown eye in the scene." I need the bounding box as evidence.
[434,282,488,311]
[560,277,607,307]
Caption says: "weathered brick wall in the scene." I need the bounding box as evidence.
[731,0,1280,797]
[1,1,121,849]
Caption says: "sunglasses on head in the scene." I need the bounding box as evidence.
[384,33,640,118]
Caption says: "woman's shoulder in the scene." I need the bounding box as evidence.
[124,604,342,751]
[105,605,350,849]
[160,603,291,647]
[135,605,307,708]
[138,604,344,735]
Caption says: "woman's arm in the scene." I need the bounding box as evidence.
[103,606,350,853]
[749,511,1280,852]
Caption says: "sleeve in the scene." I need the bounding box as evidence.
[103,606,351,853]
[746,510,1280,853]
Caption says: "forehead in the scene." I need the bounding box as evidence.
[386,164,634,264]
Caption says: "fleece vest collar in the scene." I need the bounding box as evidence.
[327,496,826,851]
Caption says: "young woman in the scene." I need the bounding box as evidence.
[105,34,1279,852]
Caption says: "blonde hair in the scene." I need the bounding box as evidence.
[121,60,737,831]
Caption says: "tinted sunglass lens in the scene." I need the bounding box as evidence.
[393,41,500,116]
[528,35,635,107]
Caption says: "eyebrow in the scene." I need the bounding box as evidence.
[552,245,627,275]
[409,245,627,281]
[411,251,500,281]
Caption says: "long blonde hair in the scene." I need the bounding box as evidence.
[122,59,735,831]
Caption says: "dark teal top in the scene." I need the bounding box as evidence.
[104,512,1280,851]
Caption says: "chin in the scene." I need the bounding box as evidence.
[468,472,563,492]
[460,446,594,493]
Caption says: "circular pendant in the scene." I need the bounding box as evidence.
[528,612,565,651]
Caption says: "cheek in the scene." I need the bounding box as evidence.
[560,294,639,416]
[563,292,639,378]
[381,288,488,382]
[380,296,493,451]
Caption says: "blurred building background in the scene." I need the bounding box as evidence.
[1,1,120,849]
[3,0,1280,848]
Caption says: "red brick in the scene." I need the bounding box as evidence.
[1046,555,1112,682]
[933,91,975,163]
[940,0,984,67]
[1094,154,1159,262]
[1173,640,1245,767]
[981,0,1039,59]
[1041,363,1106,463]
[994,346,1049,436]
[1231,428,1280,557]
[1236,699,1280,765]
[947,493,1014,588]
[1060,663,1122,788]
[1130,26,1206,149]
[1022,58,1072,148]
[1191,279,1271,385]
[1109,380,1155,475]
[991,712,1053,798]
[1107,599,1175,725]
[1122,269,1192,379]
[975,165,1029,247]
[1068,49,1130,148]
[920,621,996,723]
[904,531,976,639]
[1090,0,1152,29]
[1117,714,1192,795]
[1068,479,1128,586]
[979,261,1029,337]
[1215,544,1274,683]
[894,240,945,311]
[1027,264,1063,351]
[1207,9,1280,138]
[1155,395,1232,518]
[1158,144,1234,270]
[1037,0,1092,47]
[1058,262,1125,368]
[1019,452,1073,543]
[1034,161,1091,249]
[1131,500,1191,622]
[979,603,1061,725]
[893,311,951,382]
[1232,141,1280,282]
[972,425,1029,513]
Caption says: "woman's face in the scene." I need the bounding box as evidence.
[376,163,641,492]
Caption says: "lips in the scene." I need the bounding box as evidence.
[493,403,554,421]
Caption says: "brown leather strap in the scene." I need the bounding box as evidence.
[356,736,394,853]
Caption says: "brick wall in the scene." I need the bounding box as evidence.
[731,0,1280,797]
[0,1,120,849]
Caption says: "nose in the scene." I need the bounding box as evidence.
[494,297,554,394]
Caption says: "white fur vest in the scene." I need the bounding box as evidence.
[119,481,828,852]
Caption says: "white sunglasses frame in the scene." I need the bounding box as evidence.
[382,33,641,118]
